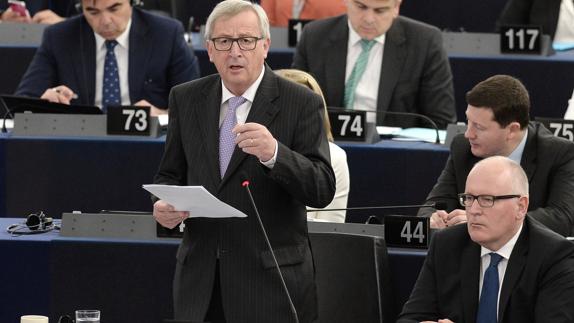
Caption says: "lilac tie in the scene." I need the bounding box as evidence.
[219,96,246,178]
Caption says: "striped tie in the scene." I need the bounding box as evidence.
[344,39,375,109]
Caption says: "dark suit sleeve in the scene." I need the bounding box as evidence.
[527,147,574,237]
[496,0,534,30]
[291,24,310,71]
[15,27,59,97]
[165,22,200,97]
[534,239,574,321]
[397,232,442,323]
[268,91,336,208]
[418,29,456,129]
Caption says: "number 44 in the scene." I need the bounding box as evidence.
[401,221,425,243]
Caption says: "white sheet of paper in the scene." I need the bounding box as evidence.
[143,184,247,218]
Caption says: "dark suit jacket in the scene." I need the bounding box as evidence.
[398,217,574,323]
[154,66,336,323]
[418,122,574,236]
[497,0,562,40]
[16,7,200,109]
[292,15,456,129]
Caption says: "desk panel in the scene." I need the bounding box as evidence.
[1,134,448,221]
[0,218,426,323]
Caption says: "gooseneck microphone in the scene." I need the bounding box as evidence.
[241,179,300,323]
[306,202,443,212]
[378,110,442,144]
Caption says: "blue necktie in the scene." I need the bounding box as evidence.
[102,40,121,111]
[477,253,503,323]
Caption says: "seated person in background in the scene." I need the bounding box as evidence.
[497,0,574,43]
[563,88,574,119]
[276,69,350,223]
[418,75,574,237]
[292,0,456,129]
[0,0,76,24]
[399,156,574,323]
[261,0,346,27]
[15,0,200,115]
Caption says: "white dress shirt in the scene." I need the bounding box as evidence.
[563,89,574,119]
[219,67,277,168]
[554,0,574,43]
[478,223,523,318]
[94,19,132,108]
[345,21,385,123]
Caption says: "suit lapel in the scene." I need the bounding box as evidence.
[220,67,280,188]
[324,17,349,107]
[376,17,407,124]
[461,241,481,323]
[197,77,224,186]
[498,223,528,321]
[520,124,537,183]
[74,18,96,105]
[128,9,151,104]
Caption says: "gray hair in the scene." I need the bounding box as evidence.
[204,0,270,40]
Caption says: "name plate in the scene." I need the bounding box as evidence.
[328,109,367,142]
[288,19,312,47]
[536,117,574,141]
[500,25,542,54]
[107,106,151,136]
[384,215,429,248]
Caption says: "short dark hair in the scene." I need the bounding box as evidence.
[465,75,530,129]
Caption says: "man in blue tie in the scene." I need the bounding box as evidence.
[16,0,200,115]
[398,156,574,323]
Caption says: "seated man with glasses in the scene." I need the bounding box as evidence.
[418,75,574,237]
[399,156,574,323]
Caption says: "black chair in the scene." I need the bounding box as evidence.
[309,232,395,323]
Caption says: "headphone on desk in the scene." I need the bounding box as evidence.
[6,211,57,235]
[75,0,143,13]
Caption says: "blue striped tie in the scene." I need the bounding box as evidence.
[477,253,503,323]
[344,39,375,109]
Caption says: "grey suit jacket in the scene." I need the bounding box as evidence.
[418,122,574,237]
[398,217,574,323]
[497,0,562,40]
[154,66,336,323]
[292,15,456,129]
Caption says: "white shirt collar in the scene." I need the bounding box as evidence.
[507,128,528,164]
[347,20,386,46]
[220,66,266,104]
[480,223,523,260]
[94,18,132,50]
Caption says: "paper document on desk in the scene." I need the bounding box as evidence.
[143,184,247,218]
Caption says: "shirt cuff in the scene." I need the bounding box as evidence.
[260,139,278,169]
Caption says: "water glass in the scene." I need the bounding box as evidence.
[75,310,100,323]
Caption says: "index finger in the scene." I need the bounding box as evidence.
[232,122,261,134]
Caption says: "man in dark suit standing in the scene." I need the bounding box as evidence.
[292,0,456,129]
[399,156,574,323]
[16,0,200,115]
[153,1,335,322]
[418,75,574,237]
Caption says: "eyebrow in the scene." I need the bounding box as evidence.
[85,2,123,12]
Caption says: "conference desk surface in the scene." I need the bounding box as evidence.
[0,218,427,323]
[0,133,449,222]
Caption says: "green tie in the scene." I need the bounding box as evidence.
[344,39,375,109]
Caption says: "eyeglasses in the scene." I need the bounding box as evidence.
[210,36,264,51]
[458,193,521,208]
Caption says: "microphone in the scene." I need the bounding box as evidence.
[240,177,300,323]
[306,201,445,213]
[378,110,442,144]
